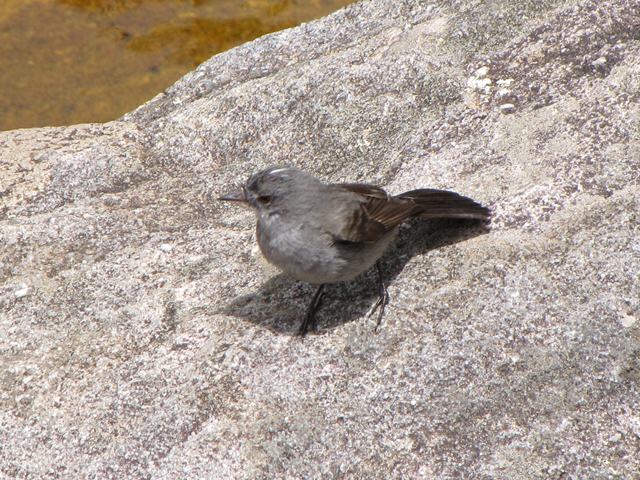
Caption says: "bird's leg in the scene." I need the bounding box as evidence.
[298,284,325,337]
[367,262,389,332]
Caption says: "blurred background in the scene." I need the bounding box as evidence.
[0,0,354,131]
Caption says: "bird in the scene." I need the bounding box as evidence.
[219,166,490,336]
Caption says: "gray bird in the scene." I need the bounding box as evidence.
[219,166,490,336]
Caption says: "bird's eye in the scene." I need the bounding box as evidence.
[257,195,272,205]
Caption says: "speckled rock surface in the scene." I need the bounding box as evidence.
[1,0,639,478]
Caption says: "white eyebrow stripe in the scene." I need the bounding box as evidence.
[269,168,291,174]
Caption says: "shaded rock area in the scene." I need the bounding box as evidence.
[1,0,639,478]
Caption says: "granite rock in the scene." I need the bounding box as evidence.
[1,0,639,478]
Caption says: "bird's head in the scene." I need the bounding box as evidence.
[219,166,308,217]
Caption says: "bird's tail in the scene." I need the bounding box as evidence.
[397,189,491,221]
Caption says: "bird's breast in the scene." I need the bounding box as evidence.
[256,218,337,283]
[256,217,395,284]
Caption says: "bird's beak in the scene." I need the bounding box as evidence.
[218,187,248,203]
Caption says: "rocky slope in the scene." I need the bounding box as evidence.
[1,0,639,478]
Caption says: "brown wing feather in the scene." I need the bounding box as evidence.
[335,184,490,243]
[363,195,419,229]
[336,184,418,242]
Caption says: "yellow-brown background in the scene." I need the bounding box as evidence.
[0,0,353,131]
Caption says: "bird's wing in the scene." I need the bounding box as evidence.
[332,184,491,243]
[333,183,418,243]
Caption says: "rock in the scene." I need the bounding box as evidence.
[1,0,639,478]
[608,432,622,443]
[592,56,607,68]
[14,285,32,299]
[468,76,493,91]
[467,67,493,92]
[497,78,515,87]
[619,313,637,328]
[475,66,490,78]
[499,102,516,113]
[496,88,512,99]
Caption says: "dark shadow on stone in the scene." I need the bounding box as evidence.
[219,218,490,336]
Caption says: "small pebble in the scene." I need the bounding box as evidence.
[186,255,206,265]
[619,313,636,328]
[468,77,492,91]
[475,66,489,78]
[592,56,607,68]
[160,244,173,252]
[497,78,514,87]
[15,286,32,299]
[499,103,516,113]
[608,433,622,443]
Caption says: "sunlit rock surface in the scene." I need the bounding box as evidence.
[1,0,639,477]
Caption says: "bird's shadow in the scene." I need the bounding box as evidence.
[219,218,490,336]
